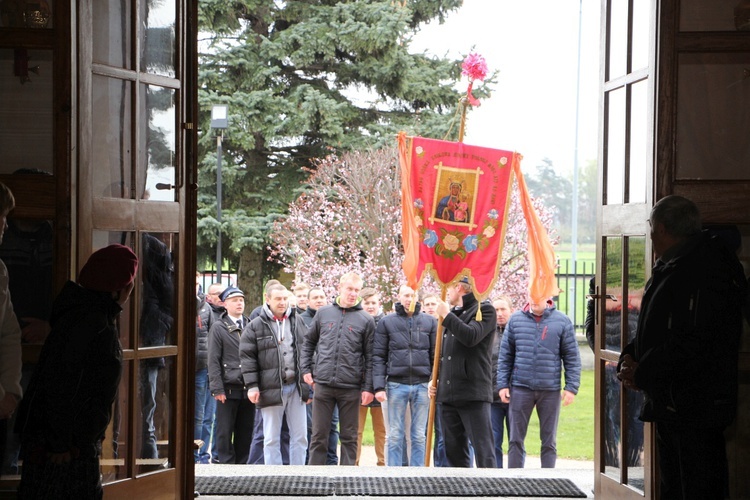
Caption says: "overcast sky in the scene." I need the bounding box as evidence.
[410,0,601,176]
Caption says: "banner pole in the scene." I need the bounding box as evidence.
[424,284,447,467]
[457,97,468,143]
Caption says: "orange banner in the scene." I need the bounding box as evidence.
[399,132,557,303]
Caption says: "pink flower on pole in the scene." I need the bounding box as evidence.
[462,53,488,107]
[461,53,488,82]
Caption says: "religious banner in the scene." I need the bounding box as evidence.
[398,132,557,303]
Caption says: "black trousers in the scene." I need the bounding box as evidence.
[308,384,360,465]
[656,421,729,500]
[213,397,255,464]
[440,401,496,468]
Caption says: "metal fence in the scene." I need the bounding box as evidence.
[554,259,595,333]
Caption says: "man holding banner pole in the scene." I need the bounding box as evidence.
[427,277,496,467]
[398,132,559,467]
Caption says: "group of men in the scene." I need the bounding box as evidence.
[195,270,583,470]
[192,194,747,500]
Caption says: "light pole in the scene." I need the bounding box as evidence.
[211,104,228,284]
[570,0,583,319]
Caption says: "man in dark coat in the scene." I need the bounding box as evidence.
[16,244,138,499]
[240,284,310,465]
[207,286,255,464]
[490,296,513,468]
[301,271,375,465]
[618,195,747,499]
[194,282,225,463]
[430,276,497,468]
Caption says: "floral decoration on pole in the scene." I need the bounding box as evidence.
[461,52,488,107]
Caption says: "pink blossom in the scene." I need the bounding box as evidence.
[461,53,488,82]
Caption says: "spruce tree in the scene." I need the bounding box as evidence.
[197,0,490,304]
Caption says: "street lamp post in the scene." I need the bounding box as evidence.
[211,104,228,284]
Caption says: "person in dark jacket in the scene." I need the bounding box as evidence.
[299,287,340,465]
[490,295,513,468]
[194,282,225,463]
[240,284,311,465]
[15,244,138,499]
[618,195,747,499]
[139,233,174,460]
[374,285,436,467]
[430,276,497,468]
[498,298,581,469]
[207,286,255,464]
[301,271,375,465]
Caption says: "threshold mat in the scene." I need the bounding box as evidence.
[195,475,587,497]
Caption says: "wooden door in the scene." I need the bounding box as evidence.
[77,0,196,497]
[656,1,750,496]
[593,0,656,497]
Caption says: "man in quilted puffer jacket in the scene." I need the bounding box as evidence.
[497,297,581,469]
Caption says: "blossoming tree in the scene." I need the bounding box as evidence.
[269,147,557,309]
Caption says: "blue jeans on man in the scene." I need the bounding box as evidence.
[490,402,510,467]
[386,381,429,466]
[194,368,216,463]
[140,364,160,459]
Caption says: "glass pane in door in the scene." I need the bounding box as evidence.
[625,236,646,490]
[92,230,136,349]
[140,0,176,77]
[603,360,622,480]
[606,88,626,205]
[102,360,132,483]
[139,232,176,348]
[139,85,177,202]
[92,76,134,198]
[136,356,174,474]
[608,0,628,78]
[604,236,623,351]
[93,0,133,68]
[628,80,649,204]
[602,235,623,480]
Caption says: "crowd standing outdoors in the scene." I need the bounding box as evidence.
[0,187,744,500]
[190,270,587,470]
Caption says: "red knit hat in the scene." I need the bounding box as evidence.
[78,244,139,293]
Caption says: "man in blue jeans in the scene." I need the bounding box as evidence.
[374,285,436,466]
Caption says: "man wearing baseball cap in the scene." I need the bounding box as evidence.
[16,244,138,498]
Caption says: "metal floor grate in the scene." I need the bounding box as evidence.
[195,475,587,497]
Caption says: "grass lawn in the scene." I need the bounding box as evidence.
[360,370,595,462]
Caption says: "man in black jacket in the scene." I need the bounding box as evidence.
[618,195,746,499]
[16,244,138,498]
[430,276,497,468]
[301,272,375,465]
[207,286,255,464]
[194,282,225,463]
[240,284,310,465]
[374,285,436,467]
